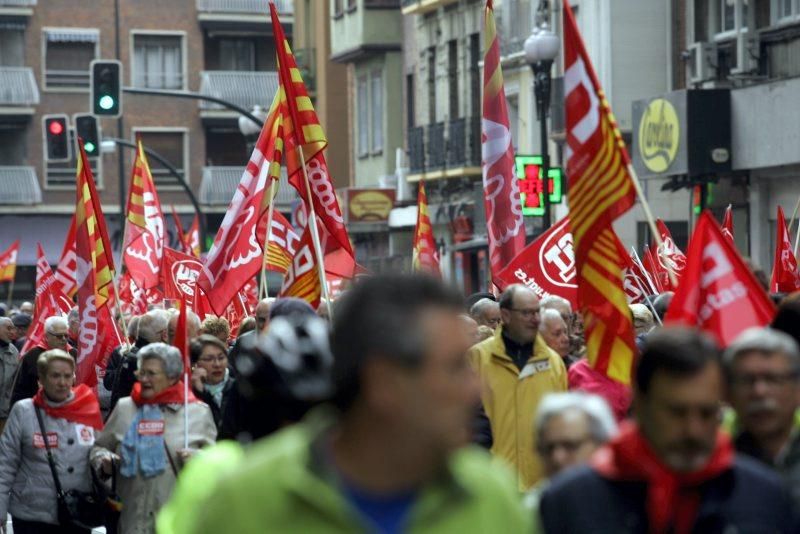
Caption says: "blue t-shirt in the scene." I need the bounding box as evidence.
[341,479,417,534]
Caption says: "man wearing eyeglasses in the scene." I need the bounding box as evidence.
[468,285,568,491]
[9,316,76,405]
[725,327,800,510]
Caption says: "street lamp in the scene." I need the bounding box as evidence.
[238,105,268,155]
[524,3,559,232]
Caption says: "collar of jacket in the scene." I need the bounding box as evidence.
[0,339,9,349]
[487,328,552,370]
[283,406,471,528]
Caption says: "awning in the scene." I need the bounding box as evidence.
[44,29,99,43]
[0,167,41,205]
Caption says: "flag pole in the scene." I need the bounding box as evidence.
[787,196,800,240]
[630,247,660,295]
[626,163,678,289]
[630,273,663,326]
[110,277,131,351]
[258,178,279,300]
[297,145,333,320]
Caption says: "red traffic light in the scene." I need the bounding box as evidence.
[48,120,64,136]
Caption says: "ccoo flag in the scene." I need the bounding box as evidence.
[721,205,735,244]
[563,0,637,384]
[22,243,71,355]
[769,205,800,293]
[412,181,440,276]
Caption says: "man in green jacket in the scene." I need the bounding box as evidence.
[184,274,529,533]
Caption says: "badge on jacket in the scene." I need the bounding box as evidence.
[75,424,95,446]
[519,359,551,380]
[33,432,58,449]
[137,420,165,436]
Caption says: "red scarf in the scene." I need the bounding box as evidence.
[592,422,733,534]
[130,380,198,406]
[32,384,103,430]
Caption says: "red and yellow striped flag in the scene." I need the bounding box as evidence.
[412,181,440,276]
[563,1,636,384]
[0,241,19,283]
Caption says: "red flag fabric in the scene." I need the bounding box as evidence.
[769,205,800,293]
[197,91,285,315]
[172,295,190,372]
[481,0,525,281]
[54,215,78,298]
[653,219,686,291]
[621,249,656,304]
[23,244,71,354]
[496,216,578,306]
[721,205,735,244]
[118,271,147,317]
[279,223,321,309]
[0,240,20,283]
[642,245,665,294]
[665,211,776,346]
[412,181,441,276]
[187,215,201,258]
[257,210,301,275]
[162,247,204,307]
[563,0,637,384]
[170,205,192,256]
[270,3,354,260]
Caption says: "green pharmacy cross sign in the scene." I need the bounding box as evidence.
[514,155,564,217]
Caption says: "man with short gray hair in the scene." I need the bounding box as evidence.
[0,317,19,432]
[10,315,75,405]
[470,298,501,330]
[725,327,800,508]
[539,309,577,368]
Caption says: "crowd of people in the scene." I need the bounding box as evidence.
[0,275,799,532]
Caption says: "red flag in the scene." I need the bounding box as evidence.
[496,216,578,306]
[54,215,78,298]
[0,241,20,283]
[769,205,800,293]
[118,271,147,317]
[621,249,657,304]
[170,205,191,256]
[412,181,441,276]
[481,0,525,281]
[279,223,321,309]
[270,3,354,260]
[653,219,686,290]
[257,210,301,275]
[665,211,775,346]
[187,215,201,258]
[642,245,665,293]
[721,205,735,244]
[124,140,166,290]
[23,244,71,354]
[172,295,190,372]
[162,247,204,307]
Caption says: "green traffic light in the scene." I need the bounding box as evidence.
[84,141,96,153]
[99,95,115,110]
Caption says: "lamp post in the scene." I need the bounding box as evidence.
[524,3,559,232]
[238,105,268,155]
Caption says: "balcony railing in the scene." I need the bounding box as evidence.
[198,71,279,112]
[446,118,466,168]
[0,167,41,204]
[408,126,425,174]
[0,0,37,6]
[197,0,292,14]
[200,166,296,206]
[0,67,40,106]
[467,115,481,167]
[426,122,445,171]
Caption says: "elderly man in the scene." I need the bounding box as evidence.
[539,309,577,369]
[11,312,31,352]
[470,298,501,330]
[189,274,528,533]
[167,308,201,345]
[725,327,800,509]
[18,301,33,315]
[0,317,19,433]
[10,316,75,405]
[540,328,797,533]
[66,306,80,348]
[469,284,568,490]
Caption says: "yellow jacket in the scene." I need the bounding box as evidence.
[468,328,567,491]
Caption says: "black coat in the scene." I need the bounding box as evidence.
[10,345,78,406]
[539,456,798,533]
[104,338,149,414]
[194,377,242,441]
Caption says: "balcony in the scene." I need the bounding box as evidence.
[408,126,425,175]
[408,117,482,182]
[196,0,293,28]
[400,0,456,16]
[426,122,445,173]
[200,166,296,207]
[445,117,481,177]
[0,0,36,16]
[0,67,40,113]
[198,71,279,119]
[0,167,41,204]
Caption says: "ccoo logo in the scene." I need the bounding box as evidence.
[538,218,578,288]
[171,259,203,297]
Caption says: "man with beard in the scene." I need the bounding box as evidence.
[725,327,800,509]
[540,327,796,533]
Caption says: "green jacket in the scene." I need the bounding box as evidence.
[184,409,529,534]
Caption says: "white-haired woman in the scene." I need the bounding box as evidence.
[0,349,103,534]
[91,343,216,534]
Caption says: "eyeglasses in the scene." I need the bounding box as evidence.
[730,372,799,389]
[198,355,227,364]
[135,370,164,379]
[538,436,593,456]
[508,308,540,318]
[47,332,69,340]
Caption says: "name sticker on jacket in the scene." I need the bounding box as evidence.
[33,432,58,449]
[137,420,165,436]
[519,360,552,380]
[75,424,95,446]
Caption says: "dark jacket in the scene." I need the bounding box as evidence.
[193,376,242,441]
[539,456,797,533]
[10,345,78,406]
[735,429,800,511]
[104,338,148,414]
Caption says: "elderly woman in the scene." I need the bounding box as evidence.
[189,335,241,440]
[91,343,216,534]
[0,349,103,534]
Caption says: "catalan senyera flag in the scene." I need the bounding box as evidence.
[75,143,115,385]
[259,210,300,275]
[412,181,440,276]
[0,240,20,283]
[564,0,636,384]
[270,3,354,261]
[279,222,321,309]
[481,0,526,282]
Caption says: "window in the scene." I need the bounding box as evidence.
[774,0,797,20]
[371,70,383,153]
[406,73,415,129]
[134,130,187,186]
[469,34,480,117]
[47,154,100,188]
[333,0,343,16]
[43,29,98,89]
[219,39,255,71]
[0,28,24,66]
[721,0,736,32]
[427,46,436,124]
[448,40,459,120]
[133,34,184,89]
[347,0,357,9]
[357,75,369,156]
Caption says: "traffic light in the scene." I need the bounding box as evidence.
[90,60,122,117]
[42,114,71,162]
[74,114,100,158]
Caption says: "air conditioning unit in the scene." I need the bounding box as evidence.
[689,41,718,84]
[730,29,760,75]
